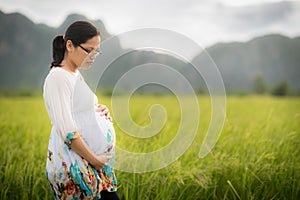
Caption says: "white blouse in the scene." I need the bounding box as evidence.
[43,67,115,154]
[43,67,118,197]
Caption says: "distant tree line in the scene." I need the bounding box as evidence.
[253,74,294,96]
[193,74,298,96]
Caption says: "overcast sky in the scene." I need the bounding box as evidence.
[0,0,299,47]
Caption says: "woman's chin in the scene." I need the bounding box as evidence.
[79,62,93,70]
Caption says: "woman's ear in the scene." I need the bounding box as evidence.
[65,40,74,53]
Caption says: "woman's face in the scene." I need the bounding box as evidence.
[68,35,101,69]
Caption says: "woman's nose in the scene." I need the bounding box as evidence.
[90,55,96,60]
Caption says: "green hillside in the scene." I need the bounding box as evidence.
[0,10,299,94]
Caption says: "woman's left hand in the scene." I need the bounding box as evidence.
[96,104,113,122]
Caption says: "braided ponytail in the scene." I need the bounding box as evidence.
[50,35,66,68]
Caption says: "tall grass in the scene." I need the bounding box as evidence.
[0,95,299,199]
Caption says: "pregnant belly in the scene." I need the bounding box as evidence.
[74,110,115,154]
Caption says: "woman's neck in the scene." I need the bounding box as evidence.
[60,58,78,75]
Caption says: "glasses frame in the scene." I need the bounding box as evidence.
[78,44,102,56]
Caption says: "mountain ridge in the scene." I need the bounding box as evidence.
[0,10,299,94]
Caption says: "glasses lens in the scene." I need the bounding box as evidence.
[89,49,102,57]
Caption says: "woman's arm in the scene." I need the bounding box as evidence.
[70,137,111,170]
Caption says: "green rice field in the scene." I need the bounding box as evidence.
[0,95,299,199]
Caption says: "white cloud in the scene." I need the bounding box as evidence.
[0,0,299,47]
[217,0,289,7]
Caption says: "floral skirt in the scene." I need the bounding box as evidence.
[46,129,117,200]
[46,160,117,200]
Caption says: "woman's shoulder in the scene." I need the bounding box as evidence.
[44,67,76,87]
[46,67,76,80]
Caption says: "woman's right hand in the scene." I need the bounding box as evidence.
[93,154,112,170]
[69,137,112,171]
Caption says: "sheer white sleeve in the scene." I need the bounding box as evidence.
[43,69,79,142]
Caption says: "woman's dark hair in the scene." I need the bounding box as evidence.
[50,21,100,68]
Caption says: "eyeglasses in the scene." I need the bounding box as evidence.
[78,44,102,57]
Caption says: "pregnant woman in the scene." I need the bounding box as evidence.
[43,21,119,200]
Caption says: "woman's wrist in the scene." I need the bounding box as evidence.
[70,137,99,166]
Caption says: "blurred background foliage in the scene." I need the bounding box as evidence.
[0,10,299,97]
